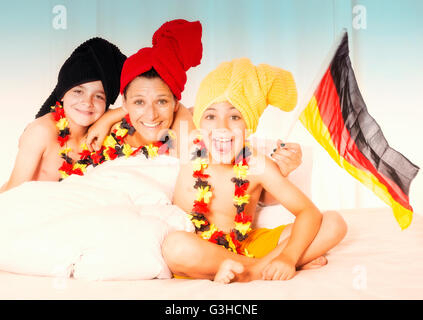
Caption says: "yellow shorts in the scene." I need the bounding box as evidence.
[173,225,286,279]
[239,225,287,258]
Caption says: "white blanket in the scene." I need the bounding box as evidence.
[0,155,194,280]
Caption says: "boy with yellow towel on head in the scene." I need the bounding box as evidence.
[163,58,347,283]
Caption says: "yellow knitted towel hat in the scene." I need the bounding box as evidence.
[193,57,298,133]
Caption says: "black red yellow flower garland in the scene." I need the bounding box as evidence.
[188,137,254,257]
[51,102,173,180]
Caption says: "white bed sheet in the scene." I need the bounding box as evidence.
[1,208,422,300]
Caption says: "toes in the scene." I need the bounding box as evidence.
[315,255,327,264]
[315,256,328,266]
[214,260,245,284]
[299,256,328,270]
[232,262,244,274]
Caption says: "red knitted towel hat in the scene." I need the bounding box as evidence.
[120,19,203,100]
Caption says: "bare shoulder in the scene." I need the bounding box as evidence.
[172,103,195,131]
[19,114,56,147]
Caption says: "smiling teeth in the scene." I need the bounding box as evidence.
[143,122,160,127]
[214,138,231,142]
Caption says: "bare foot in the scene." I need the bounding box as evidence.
[214,259,245,284]
[298,256,328,270]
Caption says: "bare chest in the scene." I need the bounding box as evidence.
[35,140,84,181]
[173,163,261,231]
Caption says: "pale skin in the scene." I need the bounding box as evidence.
[0,81,107,193]
[163,102,348,283]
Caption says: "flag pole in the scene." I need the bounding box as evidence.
[283,29,348,141]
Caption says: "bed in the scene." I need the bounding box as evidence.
[1,207,422,300]
[0,140,422,300]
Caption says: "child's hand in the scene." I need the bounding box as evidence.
[86,121,112,152]
[261,254,296,281]
[270,139,302,177]
[85,107,127,152]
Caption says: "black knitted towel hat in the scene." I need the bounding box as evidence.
[36,37,126,118]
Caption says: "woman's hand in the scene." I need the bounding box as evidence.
[270,139,302,177]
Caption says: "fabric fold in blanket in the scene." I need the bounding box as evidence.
[0,155,194,280]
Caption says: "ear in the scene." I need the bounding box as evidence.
[122,96,128,113]
[174,100,180,113]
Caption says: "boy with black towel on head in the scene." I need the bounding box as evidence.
[1,38,126,192]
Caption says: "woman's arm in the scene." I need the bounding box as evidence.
[171,103,195,157]
[86,107,127,151]
[1,123,49,193]
[171,103,195,134]
[271,140,302,177]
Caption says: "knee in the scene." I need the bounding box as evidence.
[162,231,198,269]
[322,211,348,244]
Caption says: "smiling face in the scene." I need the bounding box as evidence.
[123,76,179,144]
[199,101,248,164]
[61,80,106,127]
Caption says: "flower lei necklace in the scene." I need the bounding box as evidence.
[51,102,173,180]
[188,137,254,257]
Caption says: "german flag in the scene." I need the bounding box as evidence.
[299,32,419,229]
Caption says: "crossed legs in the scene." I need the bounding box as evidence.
[162,210,347,283]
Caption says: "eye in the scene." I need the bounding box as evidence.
[73,89,83,94]
[230,115,241,120]
[157,99,168,105]
[204,114,215,120]
[95,94,105,101]
[134,99,144,105]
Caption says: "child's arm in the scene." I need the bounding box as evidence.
[259,141,303,205]
[86,107,127,151]
[258,156,322,280]
[1,123,50,193]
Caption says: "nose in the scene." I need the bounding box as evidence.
[216,117,230,130]
[144,103,159,121]
[80,93,94,108]
[211,118,232,138]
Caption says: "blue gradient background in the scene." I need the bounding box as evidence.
[0,0,422,213]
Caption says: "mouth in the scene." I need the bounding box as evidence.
[212,137,233,154]
[141,121,162,129]
[75,108,94,116]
